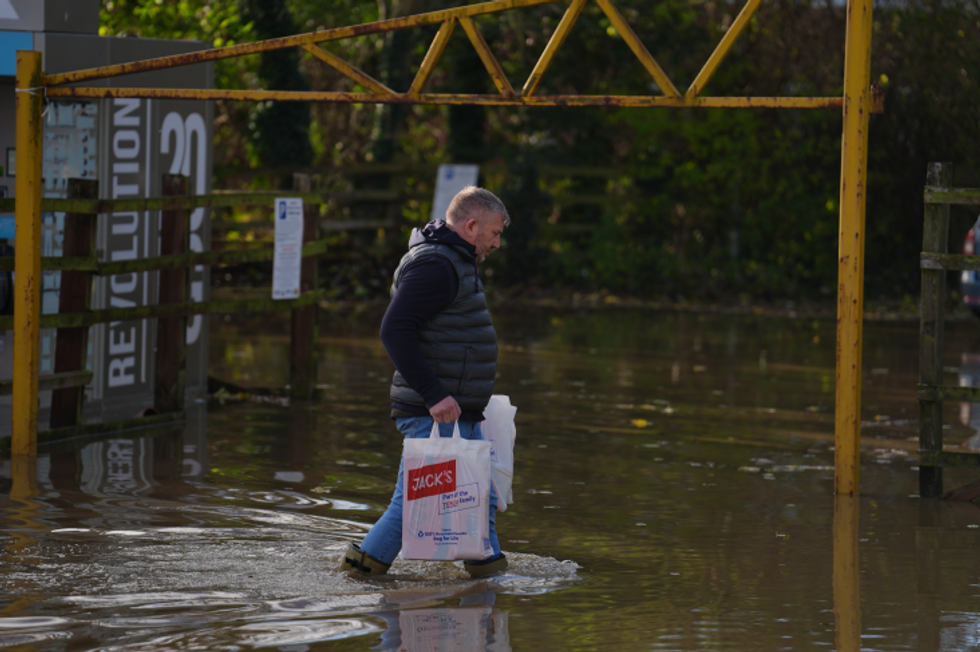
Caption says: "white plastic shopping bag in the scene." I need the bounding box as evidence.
[481,395,517,512]
[401,422,492,560]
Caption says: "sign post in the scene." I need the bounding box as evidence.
[431,164,479,221]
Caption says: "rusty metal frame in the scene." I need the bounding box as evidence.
[19,0,879,499]
[41,0,859,111]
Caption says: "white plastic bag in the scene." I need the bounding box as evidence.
[481,395,517,512]
[401,421,492,560]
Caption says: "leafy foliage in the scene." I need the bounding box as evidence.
[101,0,980,301]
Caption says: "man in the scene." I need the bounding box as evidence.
[339,186,510,578]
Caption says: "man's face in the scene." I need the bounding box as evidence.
[461,212,506,263]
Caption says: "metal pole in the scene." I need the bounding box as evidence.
[834,0,873,496]
[12,50,43,456]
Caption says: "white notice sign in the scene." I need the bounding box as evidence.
[272,197,303,300]
[431,164,480,222]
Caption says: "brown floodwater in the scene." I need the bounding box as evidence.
[4,306,980,651]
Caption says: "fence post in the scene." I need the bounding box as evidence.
[155,174,188,413]
[50,179,99,428]
[919,162,951,498]
[12,50,43,456]
[291,172,318,399]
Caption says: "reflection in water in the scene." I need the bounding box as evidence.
[917,501,942,652]
[4,309,980,650]
[375,585,510,651]
[833,495,861,652]
[0,418,556,651]
[3,455,44,625]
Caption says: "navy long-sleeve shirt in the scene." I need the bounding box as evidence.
[380,222,486,422]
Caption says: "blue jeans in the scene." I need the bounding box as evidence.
[359,417,502,565]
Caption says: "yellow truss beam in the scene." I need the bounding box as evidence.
[459,16,515,96]
[687,0,764,98]
[43,0,561,87]
[45,0,831,110]
[523,0,587,97]
[45,86,848,109]
[301,44,394,95]
[409,18,457,97]
[596,0,679,98]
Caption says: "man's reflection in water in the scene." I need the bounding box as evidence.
[374,586,510,652]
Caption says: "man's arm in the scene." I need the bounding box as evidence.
[380,257,461,422]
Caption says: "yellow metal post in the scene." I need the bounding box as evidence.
[13,50,43,456]
[835,0,873,495]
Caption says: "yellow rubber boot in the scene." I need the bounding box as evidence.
[338,543,390,575]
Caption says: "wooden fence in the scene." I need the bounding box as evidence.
[0,172,328,441]
[0,162,646,445]
[918,161,980,497]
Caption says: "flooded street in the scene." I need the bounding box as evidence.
[4,306,980,651]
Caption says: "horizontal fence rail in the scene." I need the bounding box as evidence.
[923,188,980,205]
[918,384,980,403]
[0,190,404,214]
[919,451,980,469]
[0,239,329,274]
[920,253,980,272]
[0,370,93,397]
[0,290,324,331]
[0,183,651,219]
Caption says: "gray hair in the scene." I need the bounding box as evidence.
[446,186,511,226]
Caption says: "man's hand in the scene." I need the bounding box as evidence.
[429,396,461,424]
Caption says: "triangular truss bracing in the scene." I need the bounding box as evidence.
[43,0,869,111]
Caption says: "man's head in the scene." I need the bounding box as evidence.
[445,187,510,263]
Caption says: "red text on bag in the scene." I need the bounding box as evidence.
[407,460,456,501]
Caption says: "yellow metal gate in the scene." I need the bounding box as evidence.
[13,0,877,495]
